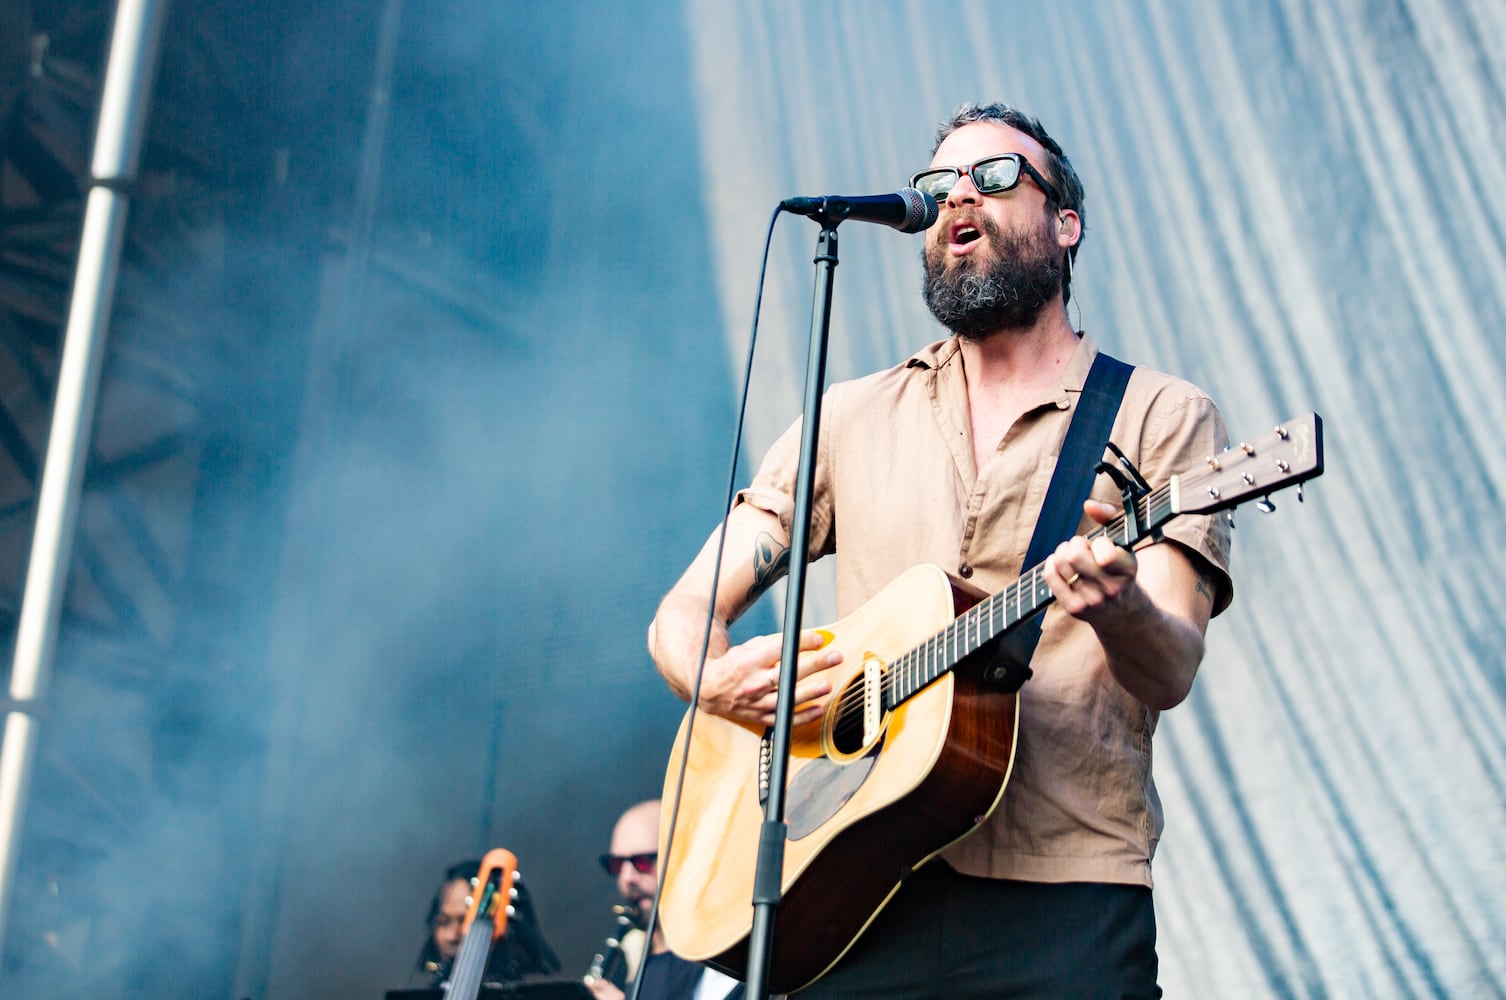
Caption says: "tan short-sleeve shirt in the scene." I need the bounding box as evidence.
[737,333,1232,887]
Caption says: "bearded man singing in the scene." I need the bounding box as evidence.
[648,102,1233,999]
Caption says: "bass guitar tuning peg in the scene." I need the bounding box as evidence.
[1256,495,1276,514]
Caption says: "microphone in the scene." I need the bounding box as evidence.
[780,187,939,234]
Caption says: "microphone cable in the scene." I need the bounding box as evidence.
[632,202,786,1000]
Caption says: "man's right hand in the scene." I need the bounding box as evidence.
[693,629,840,727]
[648,504,841,724]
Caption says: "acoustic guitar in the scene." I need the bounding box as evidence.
[658,414,1324,994]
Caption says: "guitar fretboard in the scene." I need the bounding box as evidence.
[445,916,496,998]
[880,481,1177,709]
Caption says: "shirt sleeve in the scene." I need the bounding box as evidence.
[1134,386,1235,616]
[732,389,842,561]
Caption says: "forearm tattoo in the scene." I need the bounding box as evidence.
[746,531,791,603]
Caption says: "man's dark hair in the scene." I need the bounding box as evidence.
[933,103,1086,303]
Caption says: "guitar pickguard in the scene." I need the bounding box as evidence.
[785,739,883,841]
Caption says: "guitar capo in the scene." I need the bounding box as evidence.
[1096,442,1158,547]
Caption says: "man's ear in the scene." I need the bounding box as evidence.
[1057,210,1081,246]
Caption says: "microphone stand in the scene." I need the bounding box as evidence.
[743,211,841,1000]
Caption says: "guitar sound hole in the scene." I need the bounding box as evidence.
[829,681,866,756]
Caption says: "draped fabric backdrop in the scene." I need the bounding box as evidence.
[682,2,1506,996]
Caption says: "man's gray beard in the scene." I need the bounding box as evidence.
[922,216,1063,339]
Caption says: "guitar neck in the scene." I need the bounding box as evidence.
[884,482,1177,708]
[877,412,1322,710]
[446,916,496,998]
[446,850,518,999]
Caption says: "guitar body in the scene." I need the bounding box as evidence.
[658,564,1020,995]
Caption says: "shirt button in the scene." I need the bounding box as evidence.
[958,564,973,578]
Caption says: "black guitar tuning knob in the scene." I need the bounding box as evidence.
[1256,495,1276,513]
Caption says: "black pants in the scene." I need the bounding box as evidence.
[791,863,1161,999]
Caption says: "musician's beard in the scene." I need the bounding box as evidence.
[922,213,1063,339]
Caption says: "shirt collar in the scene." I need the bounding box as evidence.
[907,332,1101,401]
[905,336,960,371]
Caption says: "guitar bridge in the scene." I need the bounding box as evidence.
[862,656,882,746]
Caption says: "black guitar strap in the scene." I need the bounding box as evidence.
[986,349,1133,690]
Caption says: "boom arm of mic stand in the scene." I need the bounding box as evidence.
[743,222,840,1000]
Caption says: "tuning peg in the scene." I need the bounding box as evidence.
[1297,483,1305,503]
[507,904,517,917]
[1257,495,1276,513]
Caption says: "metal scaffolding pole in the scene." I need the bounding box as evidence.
[0,0,169,956]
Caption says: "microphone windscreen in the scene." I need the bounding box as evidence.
[898,187,940,233]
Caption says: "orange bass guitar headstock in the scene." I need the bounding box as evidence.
[463,848,518,944]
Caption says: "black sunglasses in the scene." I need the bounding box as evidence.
[599,852,657,876]
[910,153,1060,205]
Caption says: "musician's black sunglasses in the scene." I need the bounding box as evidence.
[599,852,657,876]
[910,152,1060,205]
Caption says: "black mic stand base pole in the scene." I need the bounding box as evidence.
[744,219,840,1000]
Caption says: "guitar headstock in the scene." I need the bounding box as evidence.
[1171,413,1323,516]
[463,848,519,944]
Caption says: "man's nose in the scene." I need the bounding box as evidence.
[946,171,982,206]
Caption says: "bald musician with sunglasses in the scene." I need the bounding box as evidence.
[586,800,744,1000]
